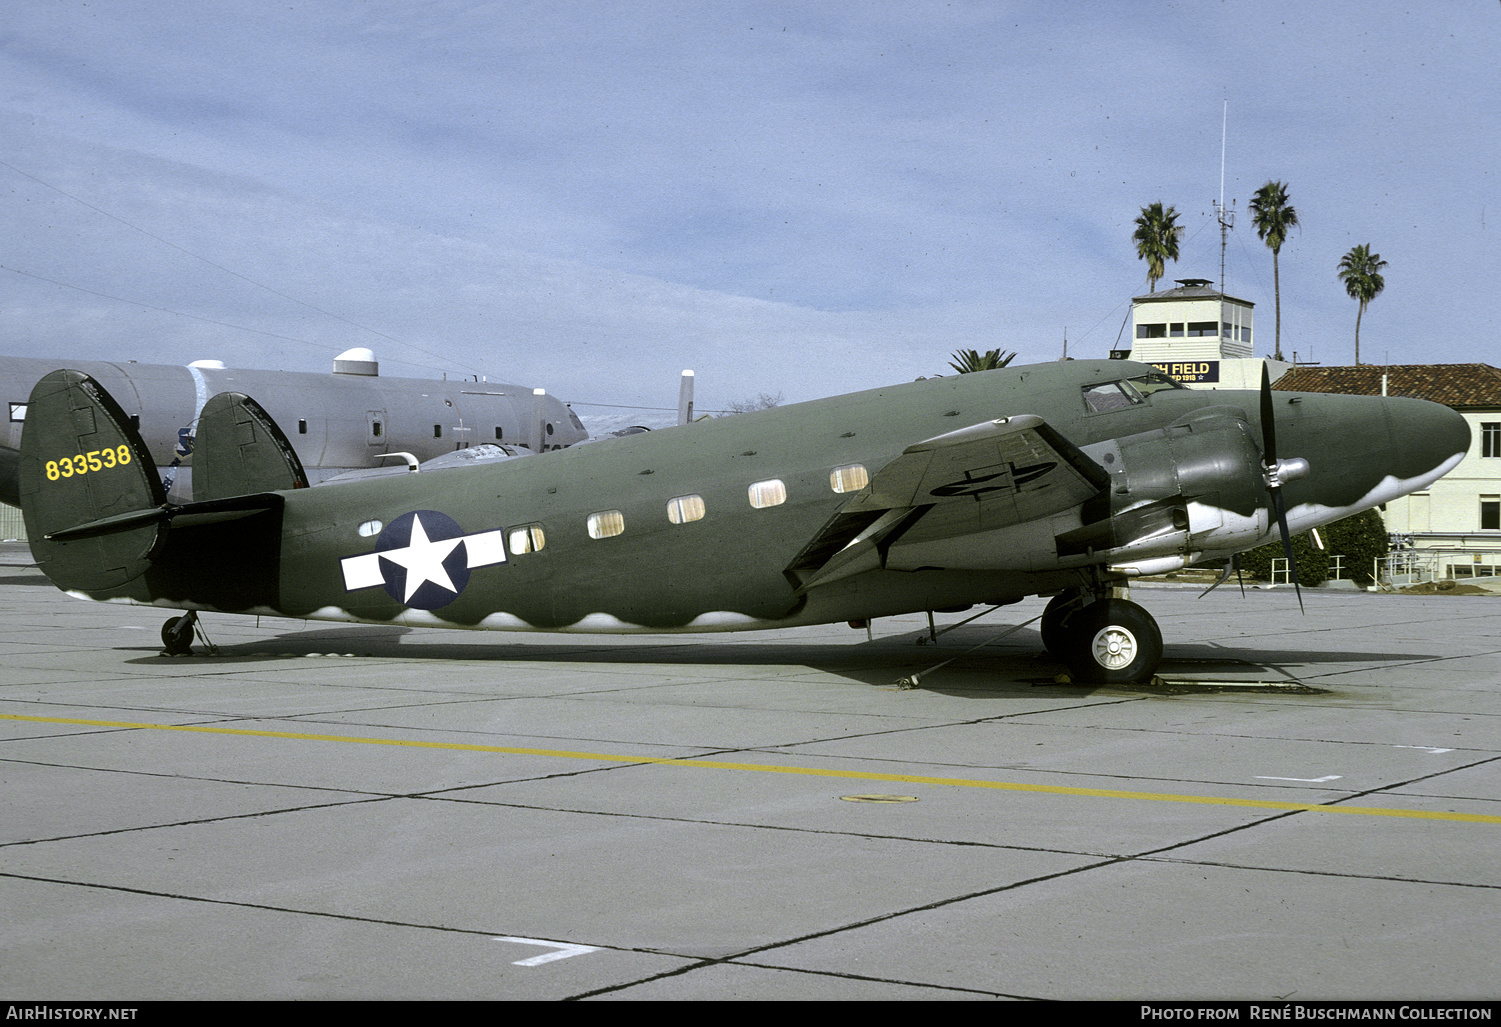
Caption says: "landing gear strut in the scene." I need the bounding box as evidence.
[160,611,198,656]
[1042,587,1163,684]
[1040,587,1086,658]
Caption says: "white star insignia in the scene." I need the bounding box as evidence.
[379,514,464,601]
[340,514,507,600]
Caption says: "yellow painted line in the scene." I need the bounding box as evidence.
[5,712,1499,825]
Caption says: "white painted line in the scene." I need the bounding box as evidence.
[1394,745,1454,754]
[1255,775,1343,783]
[493,936,601,966]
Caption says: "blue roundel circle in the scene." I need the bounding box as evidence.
[374,510,472,610]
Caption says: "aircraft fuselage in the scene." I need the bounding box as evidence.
[76,359,1468,635]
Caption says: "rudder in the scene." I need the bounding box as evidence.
[18,370,164,591]
[193,392,309,502]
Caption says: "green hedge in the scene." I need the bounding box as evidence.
[1235,509,1389,586]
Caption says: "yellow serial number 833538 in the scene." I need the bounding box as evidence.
[45,445,132,481]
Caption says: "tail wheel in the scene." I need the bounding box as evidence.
[1064,598,1163,684]
[160,614,195,656]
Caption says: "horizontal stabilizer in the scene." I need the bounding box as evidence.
[44,492,283,543]
[19,370,165,590]
[193,392,309,502]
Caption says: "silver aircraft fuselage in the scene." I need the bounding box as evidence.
[0,354,586,505]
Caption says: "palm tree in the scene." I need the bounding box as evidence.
[1337,244,1387,366]
[1249,181,1298,361]
[1132,202,1183,293]
[948,348,1017,373]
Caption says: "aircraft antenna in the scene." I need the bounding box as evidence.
[1214,101,1235,296]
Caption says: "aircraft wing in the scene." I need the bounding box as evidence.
[841,414,1108,517]
[788,415,1109,591]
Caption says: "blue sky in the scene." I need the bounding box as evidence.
[0,1,1496,422]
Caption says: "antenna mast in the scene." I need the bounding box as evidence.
[1215,101,1234,294]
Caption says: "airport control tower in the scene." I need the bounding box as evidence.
[1113,277,1286,389]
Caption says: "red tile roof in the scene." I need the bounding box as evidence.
[1272,364,1501,408]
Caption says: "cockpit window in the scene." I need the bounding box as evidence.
[1082,381,1143,412]
[1127,371,1186,396]
[1083,372,1185,412]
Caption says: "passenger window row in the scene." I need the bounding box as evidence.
[506,464,869,555]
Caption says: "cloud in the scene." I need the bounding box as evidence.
[0,0,1495,396]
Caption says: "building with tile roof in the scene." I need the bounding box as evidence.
[1275,363,1501,579]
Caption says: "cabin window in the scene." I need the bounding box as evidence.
[748,479,787,509]
[371,421,382,438]
[546,422,554,436]
[298,419,307,434]
[495,426,503,440]
[829,464,869,493]
[667,495,706,524]
[1481,423,1500,458]
[1482,497,1501,531]
[8,403,24,423]
[433,424,443,438]
[508,524,546,554]
[587,510,625,539]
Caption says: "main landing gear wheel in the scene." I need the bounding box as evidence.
[1063,598,1163,685]
[160,612,197,656]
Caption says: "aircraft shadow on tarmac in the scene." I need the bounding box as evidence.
[114,622,1444,698]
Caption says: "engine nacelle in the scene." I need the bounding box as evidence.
[1059,407,1270,570]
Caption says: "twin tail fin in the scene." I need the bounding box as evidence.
[19,370,305,593]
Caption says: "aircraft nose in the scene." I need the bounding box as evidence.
[1398,396,1471,476]
[1271,392,1470,510]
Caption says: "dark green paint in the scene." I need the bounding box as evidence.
[20,361,1470,636]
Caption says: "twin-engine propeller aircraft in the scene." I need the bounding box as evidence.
[16,359,1469,683]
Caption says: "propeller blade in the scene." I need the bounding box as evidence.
[1260,362,1278,466]
[1261,362,1304,614]
[1270,483,1305,615]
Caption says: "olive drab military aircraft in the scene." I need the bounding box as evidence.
[16,359,1470,683]
[0,348,587,508]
